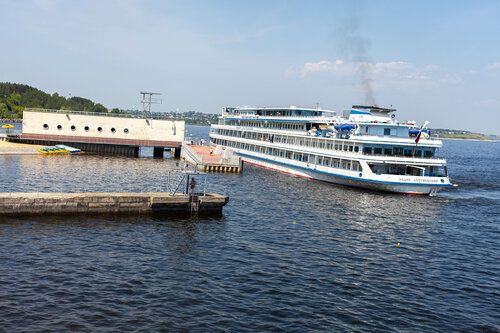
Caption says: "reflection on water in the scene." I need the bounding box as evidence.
[0,128,498,332]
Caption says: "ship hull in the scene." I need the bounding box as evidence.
[241,155,450,195]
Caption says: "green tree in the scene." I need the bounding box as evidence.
[0,102,9,118]
[0,82,111,117]
[91,103,107,113]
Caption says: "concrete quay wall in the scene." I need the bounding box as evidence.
[0,192,229,215]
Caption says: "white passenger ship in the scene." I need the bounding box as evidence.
[209,105,454,195]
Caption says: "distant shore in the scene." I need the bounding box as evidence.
[439,137,499,142]
[0,118,22,123]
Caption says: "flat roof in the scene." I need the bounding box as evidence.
[352,105,396,113]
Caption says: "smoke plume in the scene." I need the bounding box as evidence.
[335,2,375,105]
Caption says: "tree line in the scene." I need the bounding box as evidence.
[0,82,110,119]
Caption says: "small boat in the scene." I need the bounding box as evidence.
[55,144,81,153]
[37,146,70,154]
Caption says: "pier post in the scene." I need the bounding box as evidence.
[174,147,181,159]
[153,147,164,158]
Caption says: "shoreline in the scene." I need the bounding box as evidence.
[0,140,44,155]
[0,118,22,123]
[439,137,499,142]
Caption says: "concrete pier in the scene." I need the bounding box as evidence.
[181,144,242,173]
[0,192,229,216]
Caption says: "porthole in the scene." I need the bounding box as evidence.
[84,126,90,132]
[57,125,62,130]
[43,123,49,130]
[124,128,129,133]
[111,127,116,133]
[97,127,102,132]
[71,125,76,131]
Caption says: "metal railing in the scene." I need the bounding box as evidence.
[25,108,181,121]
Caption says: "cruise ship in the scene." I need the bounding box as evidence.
[209,105,454,195]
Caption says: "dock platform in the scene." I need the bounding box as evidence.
[181,144,242,173]
[0,192,229,216]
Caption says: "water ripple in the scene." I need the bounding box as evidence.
[0,128,498,332]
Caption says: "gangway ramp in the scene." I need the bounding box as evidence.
[181,143,242,173]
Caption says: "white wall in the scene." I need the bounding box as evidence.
[23,111,185,142]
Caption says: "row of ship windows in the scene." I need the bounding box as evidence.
[42,123,129,134]
[216,129,362,152]
[222,121,398,137]
[221,120,304,130]
[213,138,362,172]
[363,147,433,157]
[215,129,435,157]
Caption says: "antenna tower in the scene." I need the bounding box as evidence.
[140,92,162,118]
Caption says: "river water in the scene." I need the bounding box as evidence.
[0,125,498,332]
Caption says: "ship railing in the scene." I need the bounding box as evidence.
[362,152,436,159]
[223,115,337,121]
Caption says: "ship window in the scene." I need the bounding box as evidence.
[415,150,422,157]
[365,127,368,133]
[43,123,49,130]
[71,125,76,131]
[384,148,392,155]
[354,146,359,152]
[124,128,129,133]
[57,125,62,130]
[363,147,372,154]
[424,150,433,157]
[374,148,382,154]
[394,147,403,155]
[384,128,391,136]
[111,128,116,133]
[84,126,90,132]
[97,127,103,132]
[404,149,413,156]
[349,145,353,152]
[343,145,348,151]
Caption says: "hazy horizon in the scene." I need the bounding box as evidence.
[1,0,499,135]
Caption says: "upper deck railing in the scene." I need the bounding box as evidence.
[211,123,440,143]
[221,114,339,122]
[25,108,180,121]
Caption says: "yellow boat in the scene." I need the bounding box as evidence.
[37,147,69,154]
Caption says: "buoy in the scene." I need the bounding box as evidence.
[397,243,400,246]
[293,221,296,224]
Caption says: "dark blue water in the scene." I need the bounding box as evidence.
[0,125,499,332]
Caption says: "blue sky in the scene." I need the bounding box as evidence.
[1,0,499,134]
